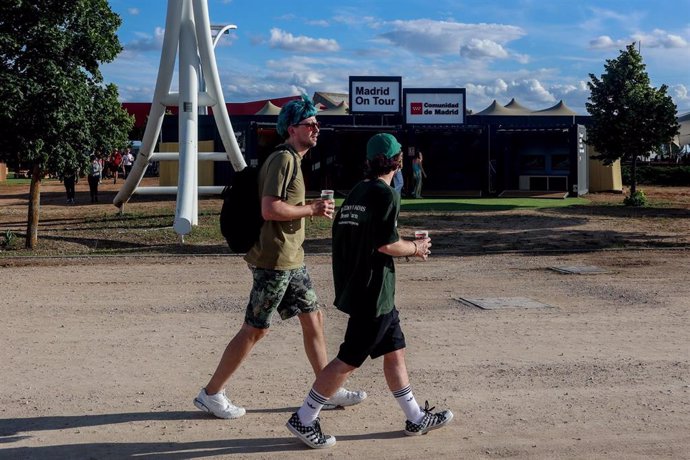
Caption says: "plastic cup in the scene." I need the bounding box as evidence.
[321,189,334,201]
[415,230,429,239]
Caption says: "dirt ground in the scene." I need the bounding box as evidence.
[1,181,689,459]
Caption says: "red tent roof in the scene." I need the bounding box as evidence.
[123,95,301,128]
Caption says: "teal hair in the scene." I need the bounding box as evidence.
[276,94,318,138]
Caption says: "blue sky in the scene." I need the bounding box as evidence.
[103,0,690,115]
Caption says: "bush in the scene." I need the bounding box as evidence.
[622,164,690,186]
[623,190,647,207]
[1,230,18,249]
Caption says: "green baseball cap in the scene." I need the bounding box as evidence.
[366,133,402,160]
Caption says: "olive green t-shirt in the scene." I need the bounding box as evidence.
[332,179,400,317]
[244,145,305,270]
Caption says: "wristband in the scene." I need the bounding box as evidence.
[410,240,418,257]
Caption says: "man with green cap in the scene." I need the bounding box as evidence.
[194,95,366,420]
[286,133,453,449]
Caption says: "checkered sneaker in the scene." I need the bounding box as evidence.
[286,412,336,449]
[404,401,454,436]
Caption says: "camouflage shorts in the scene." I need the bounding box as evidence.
[245,265,320,329]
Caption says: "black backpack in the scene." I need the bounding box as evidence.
[220,149,298,253]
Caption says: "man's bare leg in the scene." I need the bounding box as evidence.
[205,323,268,394]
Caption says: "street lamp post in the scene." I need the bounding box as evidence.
[211,24,237,47]
[199,24,236,115]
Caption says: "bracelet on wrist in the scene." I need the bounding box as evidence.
[410,240,418,257]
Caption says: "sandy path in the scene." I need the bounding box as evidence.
[1,250,688,459]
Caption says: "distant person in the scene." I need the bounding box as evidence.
[286,133,452,449]
[411,151,427,198]
[122,148,134,179]
[111,149,123,184]
[87,154,102,203]
[193,95,366,420]
[392,164,404,196]
[62,167,78,204]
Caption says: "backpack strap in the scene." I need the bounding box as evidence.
[274,144,299,201]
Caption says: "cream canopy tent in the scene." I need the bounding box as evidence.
[476,100,522,116]
[255,101,281,116]
[533,100,577,115]
[318,101,349,116]
[504,98,532,114]
[476,99,579,116]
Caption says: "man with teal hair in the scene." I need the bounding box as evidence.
[276,94,318,138]
[194,94,367,420]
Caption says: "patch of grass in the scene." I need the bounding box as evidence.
[399,197,589,212]
[305,215,334,239]
[1,177,33,186]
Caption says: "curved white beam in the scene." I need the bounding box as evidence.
[114,0,182,209]
[193,0,246,172]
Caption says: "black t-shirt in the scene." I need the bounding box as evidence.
[332,179,400,317]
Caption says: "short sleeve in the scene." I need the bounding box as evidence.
[261,152,293,199]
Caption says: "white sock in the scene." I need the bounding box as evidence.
[297,388,328,425]
[393,385,424,422]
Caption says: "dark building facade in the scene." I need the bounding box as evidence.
[148,97,591,198]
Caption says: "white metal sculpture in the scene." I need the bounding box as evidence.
[113,0,246,236]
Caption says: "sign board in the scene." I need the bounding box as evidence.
[349,76,402,114]
[403,88,466,125]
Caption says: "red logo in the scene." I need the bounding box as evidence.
[410,102,423,115]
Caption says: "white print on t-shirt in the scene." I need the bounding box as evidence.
[338,203,367,227]
[341,204,366,212]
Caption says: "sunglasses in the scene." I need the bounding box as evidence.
[293,121,321,130]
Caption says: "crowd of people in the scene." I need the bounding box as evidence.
[61,147,135,204]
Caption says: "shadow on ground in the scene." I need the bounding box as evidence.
[0,412,400,458]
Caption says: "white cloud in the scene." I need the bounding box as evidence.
[510,79,557,104]
[268,28,340,53]
[672,84,688,100]
[306,19,330,28]
[631,29,689,49]
[374,19,526,63]
[671,84,690,111]
[332,13,377,28]
[127,8,139,16]
[125,27,165,52]
[590,29,689,50]
[589,35,626,49]
[460,39,509,60]
[464,77,592,114]
[580,7,644,33]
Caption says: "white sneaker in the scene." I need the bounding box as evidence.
[193,388,246,419]
[322,387,367,410]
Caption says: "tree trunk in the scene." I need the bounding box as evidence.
[629,155,637,196]
[25,163,42,249]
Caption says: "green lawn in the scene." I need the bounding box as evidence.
[335,196,590,212]
[1,176,34,185]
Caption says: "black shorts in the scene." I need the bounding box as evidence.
[336,307,406,368]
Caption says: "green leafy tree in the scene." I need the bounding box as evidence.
[0,0,133,249]
[586,43,679,205]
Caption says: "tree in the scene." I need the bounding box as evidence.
[0,0,133,249]
[586,43,679,205]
